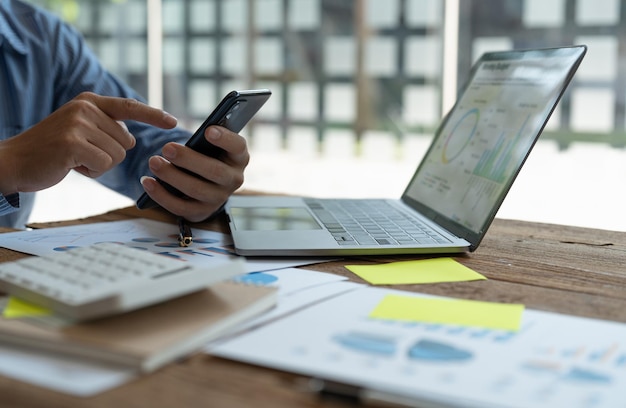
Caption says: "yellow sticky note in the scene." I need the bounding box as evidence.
[370,294,524,332]
[3,297,52,319]
[345,258,486,285]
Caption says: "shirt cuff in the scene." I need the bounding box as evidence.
[0,192,20,216]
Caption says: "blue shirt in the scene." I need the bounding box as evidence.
[0,0,190,228]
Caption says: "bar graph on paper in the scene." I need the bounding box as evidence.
[213,287,626,408]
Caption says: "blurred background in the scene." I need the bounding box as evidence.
[27,0,626,231]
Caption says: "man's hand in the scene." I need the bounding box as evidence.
[139,126,250,222]
[0,92,177,195]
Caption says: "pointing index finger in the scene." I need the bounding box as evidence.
[80,92,178,129]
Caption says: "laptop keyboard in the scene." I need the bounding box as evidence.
[304,199,451,246]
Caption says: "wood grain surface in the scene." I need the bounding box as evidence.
[1,207,625,408]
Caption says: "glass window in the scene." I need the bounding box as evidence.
[25,0,626,230]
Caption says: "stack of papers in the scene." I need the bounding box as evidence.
[0,219,337,396]
[210,287,626,408]
[2,218,625,408]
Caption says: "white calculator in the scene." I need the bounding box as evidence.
[0,242,245,321]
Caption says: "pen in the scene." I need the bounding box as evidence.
[308,378,457,408]
[178,217,193,247]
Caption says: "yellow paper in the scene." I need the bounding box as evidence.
[345,258,486,285]
[3,297,52,319]
[369,294,524,331]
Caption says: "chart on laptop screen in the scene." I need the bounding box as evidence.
[407,54,575,233]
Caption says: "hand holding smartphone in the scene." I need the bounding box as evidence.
[136,89,271,210]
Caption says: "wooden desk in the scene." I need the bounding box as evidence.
[2,207,626,408]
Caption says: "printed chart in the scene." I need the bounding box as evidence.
[0,219,324,273]
[212,287,626,408]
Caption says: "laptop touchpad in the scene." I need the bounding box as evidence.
[229,207,323,231]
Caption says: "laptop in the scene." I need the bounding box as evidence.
[225,46,587,256]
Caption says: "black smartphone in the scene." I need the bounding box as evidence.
[136,88,271,210]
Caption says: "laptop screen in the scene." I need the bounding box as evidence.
[402,46,586,247]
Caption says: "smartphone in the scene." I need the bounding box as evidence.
[136,89,272,210]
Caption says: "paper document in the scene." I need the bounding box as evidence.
[0,342,135,396]
[210,268,363,342]
[0,219,327,273]
[370,294,524,331]
[345,258,486,285]
[0,267,351,396]
[212,287,626,408]
[3,297,52,319]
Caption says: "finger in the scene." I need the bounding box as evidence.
[116,120,129,134]
[77,116,134,157]
[77,92,178,129]
[140,175,222,222]
[204,126,249,164]
[89,118,135,151]
[73,128,129,177]
[147,154,232,207]
[161,143,241,189]
[115,120,136,149]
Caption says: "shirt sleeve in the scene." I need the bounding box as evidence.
[0,192,20,216]
[46,14,191,200]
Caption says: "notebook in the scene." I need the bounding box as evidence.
[0,281,277,373]
[226,46,587,256]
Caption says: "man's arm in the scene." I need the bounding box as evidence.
[44,14,191,200]
[0,93,177,196]
[40,5,251,221]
